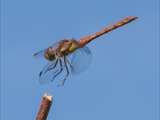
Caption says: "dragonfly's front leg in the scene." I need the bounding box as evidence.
[53,57,67,74]
[51,59,63,81]
[44,58,58,73]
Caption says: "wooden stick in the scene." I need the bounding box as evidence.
[36,93,53,120]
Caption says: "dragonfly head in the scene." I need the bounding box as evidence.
[44,47,56,61]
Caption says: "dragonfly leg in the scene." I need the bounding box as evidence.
[57,57,74,87]
[53,57,66,74]
[44,58,58,73]
[65,57,74,72]
[51,59,63,82]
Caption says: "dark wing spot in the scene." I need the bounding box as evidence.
[34,53,37,56]
[39,71,42,76]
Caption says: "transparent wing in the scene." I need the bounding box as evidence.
[34,48,48,58]
[70,46,92,74]
[34,41,59,59]
[39,59,65,84]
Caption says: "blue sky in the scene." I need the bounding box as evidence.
[1,0,159,120]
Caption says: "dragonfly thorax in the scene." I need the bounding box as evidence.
[44,47,56,61]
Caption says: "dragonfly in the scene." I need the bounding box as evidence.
[34,16,138,86]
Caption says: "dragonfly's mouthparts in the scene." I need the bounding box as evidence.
[44,47,56,61]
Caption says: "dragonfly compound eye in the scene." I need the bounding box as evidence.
[44,48,56,61]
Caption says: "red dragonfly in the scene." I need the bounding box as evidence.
[34,16,138,86]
